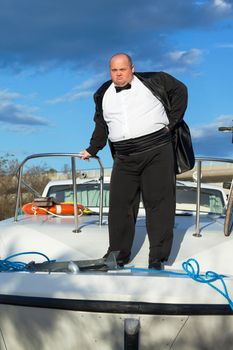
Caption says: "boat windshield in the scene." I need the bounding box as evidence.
[46,183,225,215]
[47,183,110,208]
[176,185,225,214]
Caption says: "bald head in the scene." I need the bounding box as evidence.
[109,53,133,68]
[109,53,135,87]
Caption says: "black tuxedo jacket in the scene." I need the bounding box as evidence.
[86,71,188,158]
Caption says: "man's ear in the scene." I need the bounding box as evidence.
[132,65,135,73]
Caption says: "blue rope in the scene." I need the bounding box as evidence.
[125,266,186,276]
[127,259,233,309]
[1,252,232,309]
[0,251,53,272]
[182,258,233,310]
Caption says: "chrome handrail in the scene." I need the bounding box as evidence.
[14,153,104,232]
[13,154,233,236]
[193,160,202,237]
[194,156,233,237]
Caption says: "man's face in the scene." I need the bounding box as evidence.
[109,55,134,87]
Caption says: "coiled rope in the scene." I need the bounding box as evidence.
[128,258,233,309]
[0,252,53,272]
[182,258,233,310]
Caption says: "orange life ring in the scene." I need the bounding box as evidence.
[22,202,84,216]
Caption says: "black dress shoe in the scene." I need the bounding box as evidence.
[148,260,162,270]
[103,251,130,267]
[116,257,130,267]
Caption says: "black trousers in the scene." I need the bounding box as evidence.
[108,142,176,264]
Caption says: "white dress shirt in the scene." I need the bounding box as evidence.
[102,75,169,142]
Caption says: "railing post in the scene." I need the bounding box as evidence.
[193,160,202,237]
[95,156,104,226]
[14,167,23,222]
[71,156,81,233]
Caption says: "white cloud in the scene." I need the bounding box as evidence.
[191,114,233,138]
[191,115,233,157]
[47,91,92,105]
[0,89,22,101]
[163,48,204,73]
[213,0,232,13]
[0,89,50,127]
[0,0,232,71]
[77,75,106,90]
[0,123,41,134]
[167,49,203,66]
[0,103,50,126]
[216,42,233,48]
[47,74,106,105]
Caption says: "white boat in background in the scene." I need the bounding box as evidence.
[0,153,233,350]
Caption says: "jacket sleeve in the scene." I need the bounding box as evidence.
[86,91,109,156]
[160,72,188,130]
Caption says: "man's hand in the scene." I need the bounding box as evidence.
[79,150,92,160]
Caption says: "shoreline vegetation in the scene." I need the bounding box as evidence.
[0,154,72,221]
[0,154,92,221]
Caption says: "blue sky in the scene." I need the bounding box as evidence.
[0,0,233,170]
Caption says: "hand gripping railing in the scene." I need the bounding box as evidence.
[14,153,104,233]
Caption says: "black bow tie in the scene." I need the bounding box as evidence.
[115,83,131,93]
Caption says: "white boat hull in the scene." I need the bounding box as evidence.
[0,267,233,349]
[1,303,233,350]
[1,151,233,349]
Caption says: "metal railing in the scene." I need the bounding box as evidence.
[194,157,233,237]
[14,153,104,232]
[14,154,233,237]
